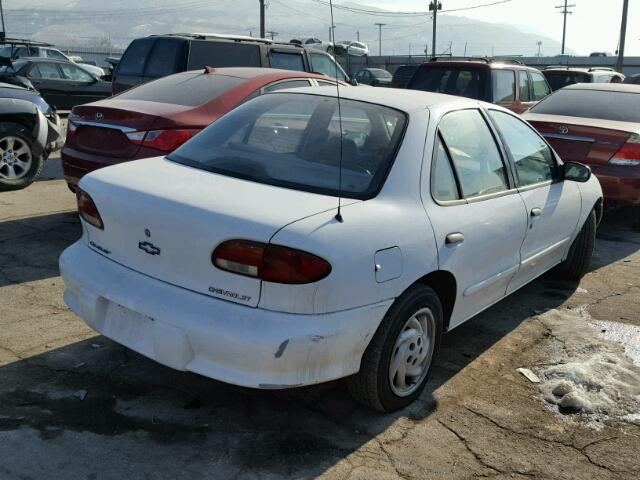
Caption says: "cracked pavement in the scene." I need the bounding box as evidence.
[1,158,639,479]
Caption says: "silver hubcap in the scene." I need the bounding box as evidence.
[389,307,436,397]
[0,136,32,181]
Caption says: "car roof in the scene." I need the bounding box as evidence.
[14,57,69,64]
[179,67,339,81]
[562,83,640,93]
[418,59,539,71]
[272,85,489,114]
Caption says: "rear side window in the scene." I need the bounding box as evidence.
[145,39,186,77]
[492,70,515,103]
[432,135,460,201]
[438,109,509,198]
[531,72,550,100]
[409,66,488,101]
[30,63,62,79]
[116,72,246,107]
[187,41,261,69]
[530,88,640,123]
[117,38,156,76]
[46,49,67,60]
[270,51,305,71]
[519,72,531,101]
[309,53,346,81]
[263,80,312,92]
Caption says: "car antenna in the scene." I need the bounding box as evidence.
[329,0,344,223]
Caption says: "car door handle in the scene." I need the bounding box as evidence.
[530,208,543,217]
[445,232,465,245]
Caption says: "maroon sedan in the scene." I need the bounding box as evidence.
[524,83,640,206]
[62,67,342,189]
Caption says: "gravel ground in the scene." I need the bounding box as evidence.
[1,157,639,480]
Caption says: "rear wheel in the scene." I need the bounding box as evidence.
[556,209,596,281]
[0,123,43,191]
[347,285,443,412]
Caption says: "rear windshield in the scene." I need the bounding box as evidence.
[530,88,640,123]
[543,71,590,91]
[370,69,392,79]
[116,72,245,106]
[168,93,407,199]
[408,66,489,100]
[0,60,27,74]
[187,41,261,69]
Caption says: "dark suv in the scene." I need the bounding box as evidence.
[407,57,551,114]
[112,33,350,94]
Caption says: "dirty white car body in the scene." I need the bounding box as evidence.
[60,87,602,411]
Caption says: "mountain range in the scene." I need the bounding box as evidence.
[4,0,564,57]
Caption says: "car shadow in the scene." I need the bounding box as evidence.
[0,211,80,288]
[0,208,637,477]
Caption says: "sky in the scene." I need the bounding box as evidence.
[361,0,637,56]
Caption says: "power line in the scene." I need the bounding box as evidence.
[308,0,515,17]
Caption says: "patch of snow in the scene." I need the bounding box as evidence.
[576,287,589,294]
[588,319,640,367]
[533,308,640,423]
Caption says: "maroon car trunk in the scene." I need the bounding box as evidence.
[67,100,199,158]
[526,114,635,166]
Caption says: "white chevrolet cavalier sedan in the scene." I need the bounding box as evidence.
[60,87,602,411]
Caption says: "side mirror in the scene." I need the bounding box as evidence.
[349,77,358,86]
[563,161,592,183]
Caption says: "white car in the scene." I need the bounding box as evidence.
[60,87,602,412]
[1,45,105,78]
[294,37,336,55]
[336,41,369,56]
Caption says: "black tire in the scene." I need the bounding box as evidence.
[556,209,596,281]
[347,285,443,412]
[0,122,43,192]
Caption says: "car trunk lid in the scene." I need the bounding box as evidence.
[79,157,343,307]
[525,113,640,166]
[67,100,194,157]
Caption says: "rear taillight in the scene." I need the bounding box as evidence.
[76,188,104,230]
[609,134,640,166]
[125,129,199,152]
[66,120,77,137]
[212,240,331,284]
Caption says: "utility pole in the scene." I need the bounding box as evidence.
[0,0,6,42]
[537,41,542,57]
[374,23,385,56]
[356,31,360,42]
[615,0,629,72]
[429,1,442,57]
[555,1,575,55]
[266,30,279,40]
[259,0,266,39]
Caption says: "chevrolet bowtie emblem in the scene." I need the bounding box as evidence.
[138,241,161,256]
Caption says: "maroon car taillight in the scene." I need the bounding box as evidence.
[76,188,104,230]
[126,129,200,152]
[66,120,78,137]
[212,240,331,284]
[610,134,640,166]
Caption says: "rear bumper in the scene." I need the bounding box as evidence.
[61,146,158,187]
[593,165,640,205]
[60,242,391,389]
